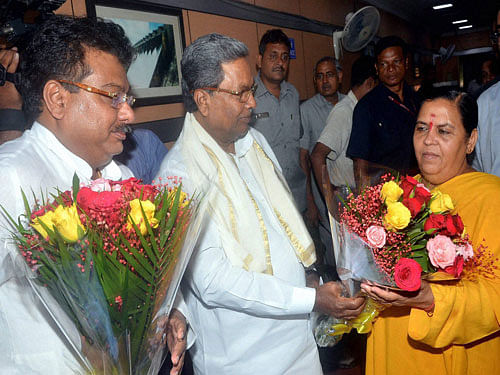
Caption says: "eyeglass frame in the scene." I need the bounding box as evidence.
[194,83,258,103]
[57,79,136,108]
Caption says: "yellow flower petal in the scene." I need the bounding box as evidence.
[383,202,411,230]
[381,181,403,204]
[127,199,159,235]
[430,190,454,213]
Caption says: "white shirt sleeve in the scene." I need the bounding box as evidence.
[184,217,316,317]
[318,103,351,160]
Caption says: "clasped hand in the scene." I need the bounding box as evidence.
[313,281,366,320]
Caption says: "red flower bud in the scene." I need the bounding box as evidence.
[399,176,419,199]
[444,255,464,278]
[403,197,423,218]
[414,185,432,204]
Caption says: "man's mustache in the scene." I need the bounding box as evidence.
[112,124,132,133]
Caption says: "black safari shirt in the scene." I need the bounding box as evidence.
[346,83,421,172]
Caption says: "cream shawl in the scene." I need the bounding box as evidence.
[178,112,315,274]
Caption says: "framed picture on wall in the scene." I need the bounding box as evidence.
[86,0,185,106]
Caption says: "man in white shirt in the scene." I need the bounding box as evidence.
[0,15,185,374]
[312,56,377,198]
[156,33,365,375]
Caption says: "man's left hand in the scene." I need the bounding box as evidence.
[166,308,187,375]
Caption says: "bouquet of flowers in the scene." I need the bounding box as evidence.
[3,175,207,374]
[315,174,475,346]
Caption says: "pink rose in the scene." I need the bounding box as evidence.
[86,178,112,192]
[366,225,386,248]
[394,258,422,291]
[426,235,457,269]
[456,243,474,261]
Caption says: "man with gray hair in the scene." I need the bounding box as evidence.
[156,33,365,374]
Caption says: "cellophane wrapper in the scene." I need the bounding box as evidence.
[314,172,390,347]
[7,179,213,374]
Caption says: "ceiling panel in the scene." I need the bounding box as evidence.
[364,0,499,37]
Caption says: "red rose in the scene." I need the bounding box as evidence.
[115,177,142,187]
[414,185,432,205]
[77,187,122,211]
[118,178,157,201]
[400,176,419,198]
[394,258,422,291]
[443,215,458,236]
[449,215,464,236]
[437,214,464,237]
[444,255,464,278]
[424,213,446,233]
[403,197,423,218]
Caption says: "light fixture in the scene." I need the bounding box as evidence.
[459,25,473,29]
[433,3,453,10]
[452,19,468,24]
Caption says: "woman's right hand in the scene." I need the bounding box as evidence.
[360,280,435,312]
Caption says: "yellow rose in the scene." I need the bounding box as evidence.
[169,188,189,209]
[127,199,159,235]
[430,190,454,213]
[52,205,85,242]
[383,202,411,230]
[380,181,403,204]
[32,205,85,242]
[32,210,56,239]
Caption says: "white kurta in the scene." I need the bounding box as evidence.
[0,122,132,374]
[157,125,322,375]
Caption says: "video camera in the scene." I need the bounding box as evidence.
[0,0,65,86]
[1,0,65,43]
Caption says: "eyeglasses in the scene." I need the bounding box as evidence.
[198,83,258,103]
[57,79,135,108]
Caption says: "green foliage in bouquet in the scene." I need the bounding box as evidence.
[2,175,195,374]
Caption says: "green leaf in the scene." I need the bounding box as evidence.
[72,174,80,202]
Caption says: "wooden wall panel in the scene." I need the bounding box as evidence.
[133,103,185,123]
[182,9,192,45]
[299,0,354,26]
[187,11,259,78]
[301,32,335,98]
[255,0,300,15]
[441,30,490,51]
[378,10,414,44]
